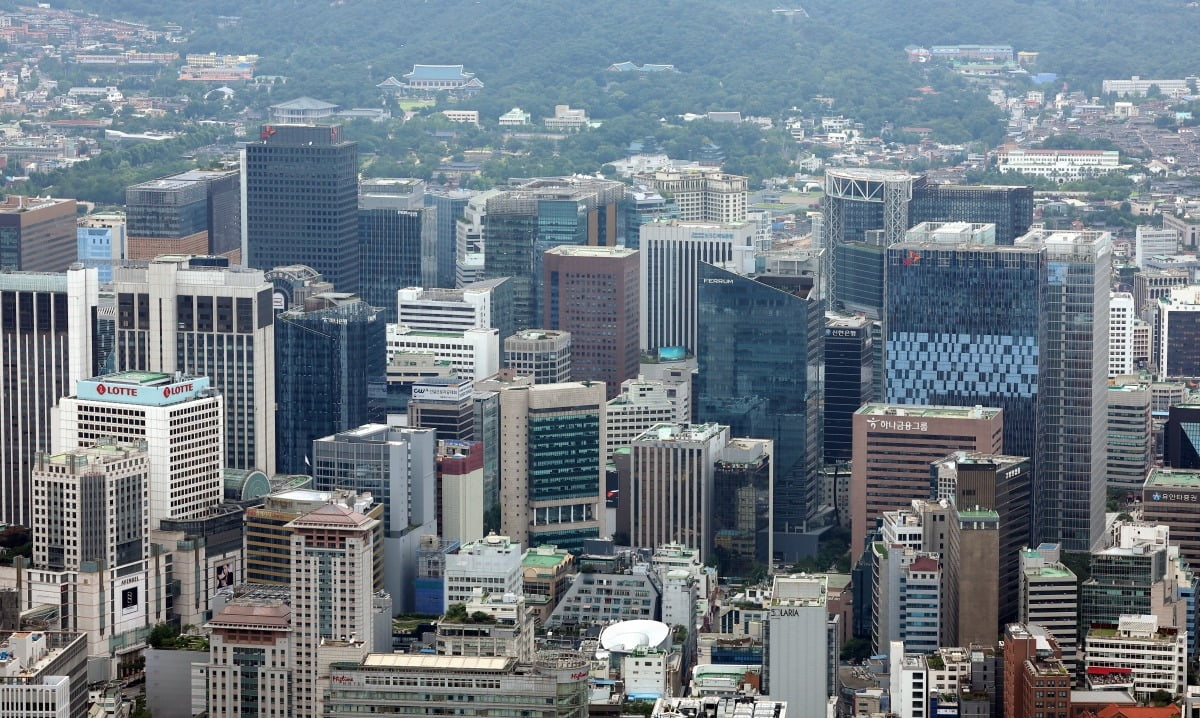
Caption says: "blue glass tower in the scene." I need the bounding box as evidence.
[358,207,428,321]
[885,242,1043,460]
[274,296,386,474]
[696,263,823,558]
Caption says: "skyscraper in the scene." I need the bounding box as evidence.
[359,180,436,320]
[275,294,386,474]
[824,313,873,465]
[288,503,383,718]
[850,404,1003,559]
[55,371,224,530]
[428,188,474,289]
[0,267,96,527]
[634,169,748,223]
[112,256,275,473]
[763,575,829,718]
[626,422,730,560]
[482,177,625,329]
[312,425,437,612]
[0,196,78,272]
[498,381,606,552]
[639,220,755,354]
[1037,230,1110,551]
[543,245,640,398]
[126,169,243,261]
[696,262,822,558]
[886,228,1111,551]
[885,240,1041,460]
[244,124,360,291]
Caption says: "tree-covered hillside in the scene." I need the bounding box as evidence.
[36,0,1200,158]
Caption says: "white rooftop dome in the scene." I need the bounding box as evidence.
[598,620,671,653]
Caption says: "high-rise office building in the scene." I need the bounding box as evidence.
[0,196,78,272]
[824,313,872,465]
[244,124,360,291]
[407,377,500,523]
[909,183,1033,245]
[887,228,1111,551]
[763,575,829,718]
[288,502,383,718]
[1036,230,1110,551]
[1164,404,1200,469]
[604,377,692,462]
[0,267,96,527]
[112,256,275,473]
[931,452,1032,628]
[1107,383,1152,491]
[125,171,242,260]
[626,422,729,561]
[275,294,386,474]
[1143,468,1200,567]
[1133,269,1189,319]
[696,262,822,558]
[1135,225,1181,268]
[504,330,572,384]
[204,592,294,718]
[437,439,486,545]
[243,488,384,589]
[885,239,1040,460]
[482,177,625,329]
[55,371,224,529]
[711,438,774,576]
[77,211,126,283]
[1153,285,1200,379]
[396,277,515,342]
[543,245,640,398]
[498,382,606,552]
[31,442,149,572]
[312,424,437,612]
[444,533,524,606]
[1018,544,1080,673]
[428,188,475,289]
[359,180,436,319]
[850,404,1003,559]
[1109,292,1150,377]
[639,220,755,353]
[634,169,747,223]
[625,184,676,250]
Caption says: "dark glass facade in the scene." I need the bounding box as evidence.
[712,447,772,577]
[274,299,386,474]
[910,184,1034,246]
[245,124,361,292]
[125,181,209,239]
[358,207,426,321]
[696,263,823,548]
[885,244,1043,460]
[833,242,886,317]
[428,192,470,289]
[824,319,872,464]
[1165,405,1200,469]
[1165,311,1200,378]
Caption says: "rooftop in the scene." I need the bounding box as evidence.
[95,370,173,386]
[1145,467,1200,489]
[543,244,638,258]
[522,546,571,569]
[361,654,512,671]
[857,403,1002,419]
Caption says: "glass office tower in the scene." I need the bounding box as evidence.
[274,296,386,474]
[696,262,823,559]
[885,242,1043,461]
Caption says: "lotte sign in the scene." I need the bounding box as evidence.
[76,377,212,407]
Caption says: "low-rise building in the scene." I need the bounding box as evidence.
[1084,614,1188,700]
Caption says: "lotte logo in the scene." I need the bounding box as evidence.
[96,384,106,395]
[97,384,138,397]
[162,383,193,398]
